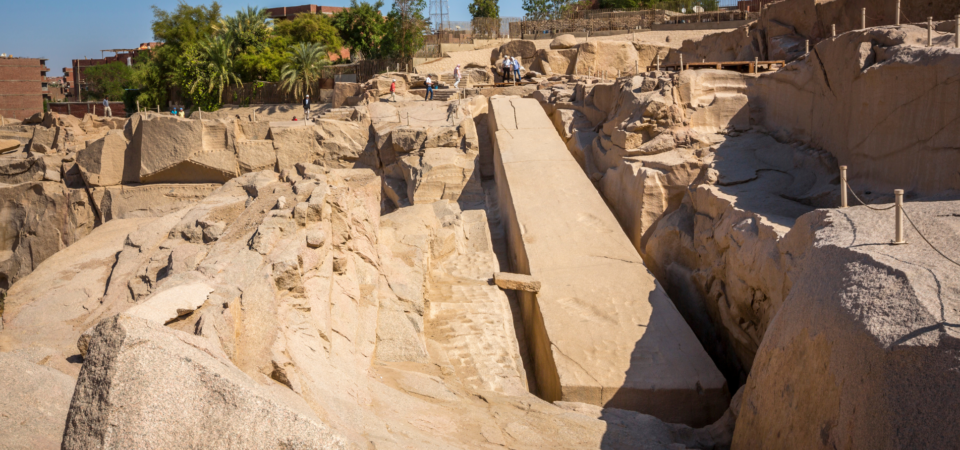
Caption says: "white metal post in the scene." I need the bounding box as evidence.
[832,24,837,37]
[893,189,906,244]
[862,8,866,29]
[895,0,901,25]
[928,17,934,46]
[840,166,848,208]
[806,40,810,54]
[680,54,683,71]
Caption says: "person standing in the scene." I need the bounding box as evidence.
[178,107,185,118]
[302,94,311,120]
[453,64,462,89]
[513,57,521,84]
[390,79,397,102]
[102,97,112,118]
[424,76,434,101]
[502,56,511,82]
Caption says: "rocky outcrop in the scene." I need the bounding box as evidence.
[734,201,960,448]
[749,26,960,195]
[369,99,485,207]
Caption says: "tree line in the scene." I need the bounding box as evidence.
[82,0,429,111]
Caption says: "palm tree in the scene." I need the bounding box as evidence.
[216,6,271,52]
[280,43,331,99]
[190,35,242,102]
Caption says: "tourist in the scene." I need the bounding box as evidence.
[102,97,112,118]
[502,56,511,82]
[424,76,434,101]
[293,116,298,121]
[453,64,461,89]
[178,107,184,118]
[513,58,522,83]
[303,94,310,120]
[390,79,397,102]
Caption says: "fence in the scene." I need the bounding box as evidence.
[49,101,127,119]
[519,10,667,35]
[471,17,523,39]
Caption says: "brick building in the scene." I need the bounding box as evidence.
[266,4,347,20]
[71,42,159,100]
[0,56,48,120]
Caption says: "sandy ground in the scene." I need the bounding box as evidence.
[417,29,724,74]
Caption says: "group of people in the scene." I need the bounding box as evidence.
[169,107,185,117]
[500,56,523,83]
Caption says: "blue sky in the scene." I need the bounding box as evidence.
[0,0,524,77]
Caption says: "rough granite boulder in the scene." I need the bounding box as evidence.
[0,352,76,450]
[62,314,349,449]
[333,82,362,108]
[0,182,96,292]
[77,133,138,186]
[733,202,960,449]
[138,115,239,183]
[499,39,538,60]
[550,34,578,49]
[573,41,640,77]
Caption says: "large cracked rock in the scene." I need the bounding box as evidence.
[734,201,960,448]
[137,115,240,183]
[0,181,96,293]
[62,314,349,449]
[76,132,138,186]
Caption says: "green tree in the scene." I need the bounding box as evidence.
[131,52,167,109]
[280,42,331,99]
[522,0,553,20]
[235,39,291,82]
[148,1,223,109]
[152,1,223,50]
[174,36,241,111]
[381,0,429,60]
[468,0,499,18]
[215,6,271,53]
[83,61,135,101]
[273,13,343,52]
[333,0,387,60]
[600,0,640,8]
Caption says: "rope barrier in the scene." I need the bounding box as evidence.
[901,207,960,268]
[842,175,896,211]
[843,175,960,268]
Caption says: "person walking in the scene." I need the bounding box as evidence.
[102,97,112,118]
[390,79,397,102]
[513,58,522,84]
[424,76,434,101]
[453,64,462,89]
[302,94,311,120]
